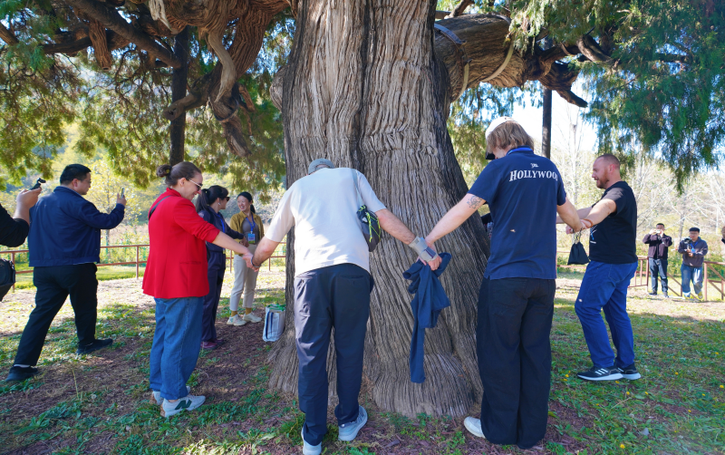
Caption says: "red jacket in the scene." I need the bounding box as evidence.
[142,188,220,299]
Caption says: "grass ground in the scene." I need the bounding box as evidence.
[0,270,723,454]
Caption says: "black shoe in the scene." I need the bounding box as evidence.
[5,366,39,382]
[76,338,113,355]
[577,366,623,381]
[663,292,669,299]
[618,363,642,380]
[648,291,657,296]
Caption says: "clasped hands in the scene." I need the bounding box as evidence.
[566,218,594,235]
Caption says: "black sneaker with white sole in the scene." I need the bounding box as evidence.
[618,364,642,380]
[577,366,623,381]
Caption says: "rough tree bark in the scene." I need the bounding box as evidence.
[267,0,488,418]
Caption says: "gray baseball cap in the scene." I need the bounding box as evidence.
[308,158,335,174]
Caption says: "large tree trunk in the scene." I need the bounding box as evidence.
[268,0,488,417]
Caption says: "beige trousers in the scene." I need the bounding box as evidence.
[229,243,259,311]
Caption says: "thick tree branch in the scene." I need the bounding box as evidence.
[62,0,181,68]
[0,23,20,45]
[447,0,474,18]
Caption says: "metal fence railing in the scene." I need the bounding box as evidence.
[0,242,287,292]
[558,251,725,301]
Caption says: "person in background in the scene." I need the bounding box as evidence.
[227,192,264,326]
[678,227,708,300]
[6,164,125,383]
[642,223,672,298]
[0,187,41,247]
[196,186,245,350]
[427,117,582,450]
[144,163,252,417]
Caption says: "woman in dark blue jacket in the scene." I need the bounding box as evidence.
[196,186,244,350]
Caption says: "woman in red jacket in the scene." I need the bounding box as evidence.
[143,162,253,418]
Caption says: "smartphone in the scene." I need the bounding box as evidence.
[121,188,125,197]
[30,178,46,190]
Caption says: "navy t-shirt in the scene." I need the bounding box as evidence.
[588,181,638,264]
[469,148,566,279]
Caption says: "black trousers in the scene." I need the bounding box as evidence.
[294,264,374,446]
[477,277,556,450]
[201,251,226,342]
[13,264,99,366]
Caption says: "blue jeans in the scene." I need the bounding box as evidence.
[575,261,638,369]
[648,258,668,293]
[680,265,703,297]
[149,297,203,400]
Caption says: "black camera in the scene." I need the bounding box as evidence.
[30,178,46,190]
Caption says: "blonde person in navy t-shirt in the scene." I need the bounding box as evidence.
[426,118,582,450]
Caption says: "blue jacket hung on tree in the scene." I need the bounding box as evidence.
[403,252,452,383]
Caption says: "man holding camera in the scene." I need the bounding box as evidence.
[643,223,672,297]
[5,164,126,382]
[678,227,708,300]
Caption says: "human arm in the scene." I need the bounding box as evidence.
[643,234,653,244]
[76,199,125,230]
[223,220,245,240]
[556,198,584,233]
[425,193,485,246]
[375,208,441,270]
[662,235,673,247]
[556,206,592,223]
[12,188,41,224]
[250,237,279,270]
[229,213,249,246]
[677,240,687,254]
[0,204,29,247]
[211,231,252,262]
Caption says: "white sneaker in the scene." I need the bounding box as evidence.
[243,312,262,324]
[151,385,190,405]
[338,405,367,441]
[301,430,321,455]
[464,417,486,438]
[161,394,205,417]
[227,315,247,326]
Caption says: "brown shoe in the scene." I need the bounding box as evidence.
[201,341,218,350]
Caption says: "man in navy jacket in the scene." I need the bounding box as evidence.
[6,164,126,382]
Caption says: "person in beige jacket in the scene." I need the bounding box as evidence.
[227,192,265,326]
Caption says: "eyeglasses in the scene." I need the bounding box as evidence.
[187,179,203,190]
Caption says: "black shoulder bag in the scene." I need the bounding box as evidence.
[0,258,16,301]
[352,169,381,252]
[568,231,590,265]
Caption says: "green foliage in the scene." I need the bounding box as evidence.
[0,4,291,196]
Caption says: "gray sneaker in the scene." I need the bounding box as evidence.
[151,386,191,405]
[338,405,367,441]
[160,394,205,417]
[301,430,321,455]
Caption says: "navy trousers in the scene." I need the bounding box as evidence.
[14,264,99,366]
[477,277,556,450]
[201,251,226,343]
[294,264,374,446]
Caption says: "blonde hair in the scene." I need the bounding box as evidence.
[485,121,534,156]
